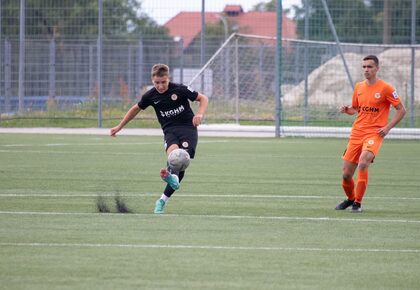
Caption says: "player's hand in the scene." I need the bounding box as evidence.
[193,114,203,126]
[110,126,121,137]
[339,105,348,114]
[378,126,390,137]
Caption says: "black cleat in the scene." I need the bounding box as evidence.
[335,199,354,210]
[351,202,362,213]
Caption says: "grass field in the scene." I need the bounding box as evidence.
[0,133,419,289]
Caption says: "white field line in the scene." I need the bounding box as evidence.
[0,241,419,254]
[1,193,420,201]
[0,210,419,224]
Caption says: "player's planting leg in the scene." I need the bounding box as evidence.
[154,198,166,214]
[351,202,362,213]
[154,171,185,214]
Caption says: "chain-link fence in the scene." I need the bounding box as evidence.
[189,34,420,128]
[0,0,419,130]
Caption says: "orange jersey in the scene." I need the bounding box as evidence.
[350,79,401,139]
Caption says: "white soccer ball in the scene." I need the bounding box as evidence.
[167,148,190,172]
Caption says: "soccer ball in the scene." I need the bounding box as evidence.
[167,148,190,172]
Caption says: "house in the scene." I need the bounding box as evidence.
[164,4,297,49]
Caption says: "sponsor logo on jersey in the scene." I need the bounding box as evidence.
[392,90,399,99]
[171,94,178,101]
[160,105,185,118]
[359,106,379,113]
[374,92,381,99]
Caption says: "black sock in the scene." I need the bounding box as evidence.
[163,171,185,198]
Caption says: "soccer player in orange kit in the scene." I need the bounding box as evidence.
[335,55,406,212]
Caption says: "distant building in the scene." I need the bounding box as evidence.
[164,4,297,49]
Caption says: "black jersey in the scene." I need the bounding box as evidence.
[138,82,199,130]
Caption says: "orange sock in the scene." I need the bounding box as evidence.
[342,178,355,200]
[355,170,368,204]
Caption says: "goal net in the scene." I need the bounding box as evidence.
[185,33,420,138]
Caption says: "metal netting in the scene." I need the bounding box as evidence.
[0,0,419,131]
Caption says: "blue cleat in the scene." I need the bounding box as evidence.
[154,199,166,214]
[160,168,180,190]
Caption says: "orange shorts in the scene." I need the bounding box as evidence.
[342,135,384,163]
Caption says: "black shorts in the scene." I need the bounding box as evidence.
[163,126,198,158]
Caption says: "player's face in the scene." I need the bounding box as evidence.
[152,75,169,94]
[362,59,378,80]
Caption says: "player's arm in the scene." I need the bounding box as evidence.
[192,93,208,126]
[110,104,141,136]
[377,102,406,137]
[339,105,357,115]
[341,85,359,115]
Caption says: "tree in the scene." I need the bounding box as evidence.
[251,0,292,15]
[1,0,168,40]
[290,0,420,44]
[367,0,419,44]
[253,0,276,12]
[291,0,380,43]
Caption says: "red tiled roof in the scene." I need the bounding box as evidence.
[233,11,297,39]
[164,10,297,48]
[164,12,220,48]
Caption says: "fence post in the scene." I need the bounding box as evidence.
[4,40,11,112]
[128,45,132,98]
[89,45,94,98]
[275,0,283,137]
[0,0,1,93]
[49,38,56,105]
[303,0,310,126]
[97,0,103,128]
[235,36,239,124]
[18,0,25,114]
[137,37,144,95]
[200,0,206,93]
[410,0,416,128]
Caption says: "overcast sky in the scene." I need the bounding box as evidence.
[140,0,302,25]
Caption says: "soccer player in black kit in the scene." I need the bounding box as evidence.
[110,64,208,214]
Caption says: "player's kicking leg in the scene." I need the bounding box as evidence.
[160,167,180,190]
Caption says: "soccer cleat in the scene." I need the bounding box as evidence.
[335,199,354,210]
[160,168,180,190]
[154,199,166,214]
[351,202,362,213]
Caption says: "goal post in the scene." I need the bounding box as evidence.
[188,33,279,125]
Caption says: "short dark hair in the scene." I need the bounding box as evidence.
[151,64,170,77]
[363,55,379,66]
